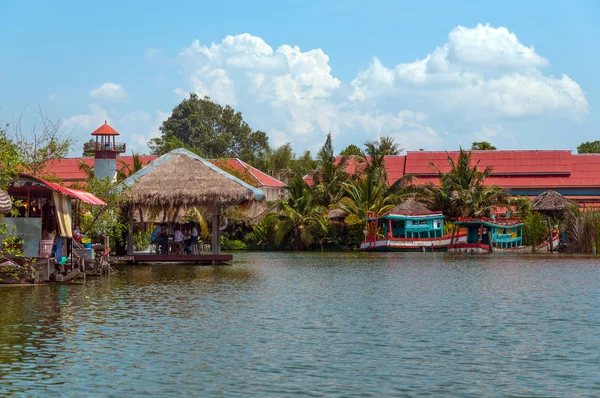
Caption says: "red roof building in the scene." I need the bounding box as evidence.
[44,156,286,201]
[305,150,600,206]
[42,155,158,185]
[209,158,286,201]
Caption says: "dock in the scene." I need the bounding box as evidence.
[111,254,233,264]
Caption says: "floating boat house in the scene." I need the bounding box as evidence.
[449,218,524,253]
[361,199,465,252]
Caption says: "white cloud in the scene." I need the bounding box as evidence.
[63,104,110,132]
[446,24,548,69]
[170,27,587,153]
[350,24,588,120]
[89,82,127,100]
[130,110,170,151]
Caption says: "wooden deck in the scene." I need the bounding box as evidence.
[113,253,232,264]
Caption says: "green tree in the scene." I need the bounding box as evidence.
[311,133,351,206]
[577,140,600,154]
[421,148,508,219]
[357,136,402,183]
[0,125,21,190]
[523,211,549,251]
[274,176,328,250]
[118,153,149,180]
[336,170,397,226]
[471,141,497,150]
[340,144,361,156]
[149,94,270,165]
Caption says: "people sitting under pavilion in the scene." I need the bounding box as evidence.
[184,221,199,255]
[151,223,168,255]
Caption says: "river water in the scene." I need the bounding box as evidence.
[1,252,600,397]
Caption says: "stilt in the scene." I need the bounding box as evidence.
[212,203,221,255]
[127,206,134,255]
[547,216,554,253]
[450,223,457,245]
[488,230,494,253]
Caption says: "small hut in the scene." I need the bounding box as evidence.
[531,190,572,252]
[120,148,265,261]
[0,189,11,215]
[388,198,433,216]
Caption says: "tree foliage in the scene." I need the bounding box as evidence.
[577,140,600,154]
[471,141,497,150]
[149,94,270,165]
[340,144,362,156]
[274,176,328,250]
[420,148,508,218]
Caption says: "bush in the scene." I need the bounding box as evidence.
[133,229,152,251]
[221,234,247,250]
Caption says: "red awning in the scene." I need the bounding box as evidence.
[20,174,107,206]
[65,187,107,206]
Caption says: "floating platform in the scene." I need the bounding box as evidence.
[111,254,233,264]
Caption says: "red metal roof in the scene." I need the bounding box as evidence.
[91,121,120,136]
[405,150,572,176]
[42,156,158,183]
[210,158,286,188]
[19,174,106,205]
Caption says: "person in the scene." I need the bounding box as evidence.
[184,221,199,255]
[173,225,184,243]
[151,223,168,255]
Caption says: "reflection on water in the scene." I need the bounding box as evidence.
[1,253,600,396]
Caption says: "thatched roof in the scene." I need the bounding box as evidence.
[531,190,572,213]
[0,189,11,215]
[388,198,436,216]
[121,148,264,208]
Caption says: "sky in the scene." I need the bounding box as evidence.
[0,0,598,157]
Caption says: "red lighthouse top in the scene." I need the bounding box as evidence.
[91,121,120,136]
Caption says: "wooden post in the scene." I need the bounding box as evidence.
[127,205,134,255]
[387,218,392,239]
[450,223,457,245]
[212,203,221,255]
[488,230,494,253]
[548,216,553,253]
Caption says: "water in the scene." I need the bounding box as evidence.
[1,252,600,397]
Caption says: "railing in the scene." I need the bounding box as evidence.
[83,142,127,153]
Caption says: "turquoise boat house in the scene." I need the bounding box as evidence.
[453,218,523,249]
[366,199,445,239]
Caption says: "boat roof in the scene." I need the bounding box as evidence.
[454,217,523,228]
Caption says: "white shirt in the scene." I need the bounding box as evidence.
[191,227,198,237]
[173,230,184,242]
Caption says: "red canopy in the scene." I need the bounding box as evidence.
[21,175,107,206]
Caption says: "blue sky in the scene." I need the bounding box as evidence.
[0,0,598,156]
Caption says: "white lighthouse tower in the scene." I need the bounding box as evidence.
[86,121,126,180]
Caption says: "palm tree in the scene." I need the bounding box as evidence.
[336,170,397,225]
[356,136,402,183]
[275,176,329,250]
[420,148,508,219]
[118,153,147,181]
[311,133,351,207]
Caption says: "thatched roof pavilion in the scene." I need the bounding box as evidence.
[531,190,572,214]
[388,198,437,216]
[121,148,264,208]
[531,190,572,252]
[0,189,11,215]
[121,148,265,257]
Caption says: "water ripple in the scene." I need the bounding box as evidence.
[1,253,600,396]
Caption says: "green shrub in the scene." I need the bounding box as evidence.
[221,234,247,250]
